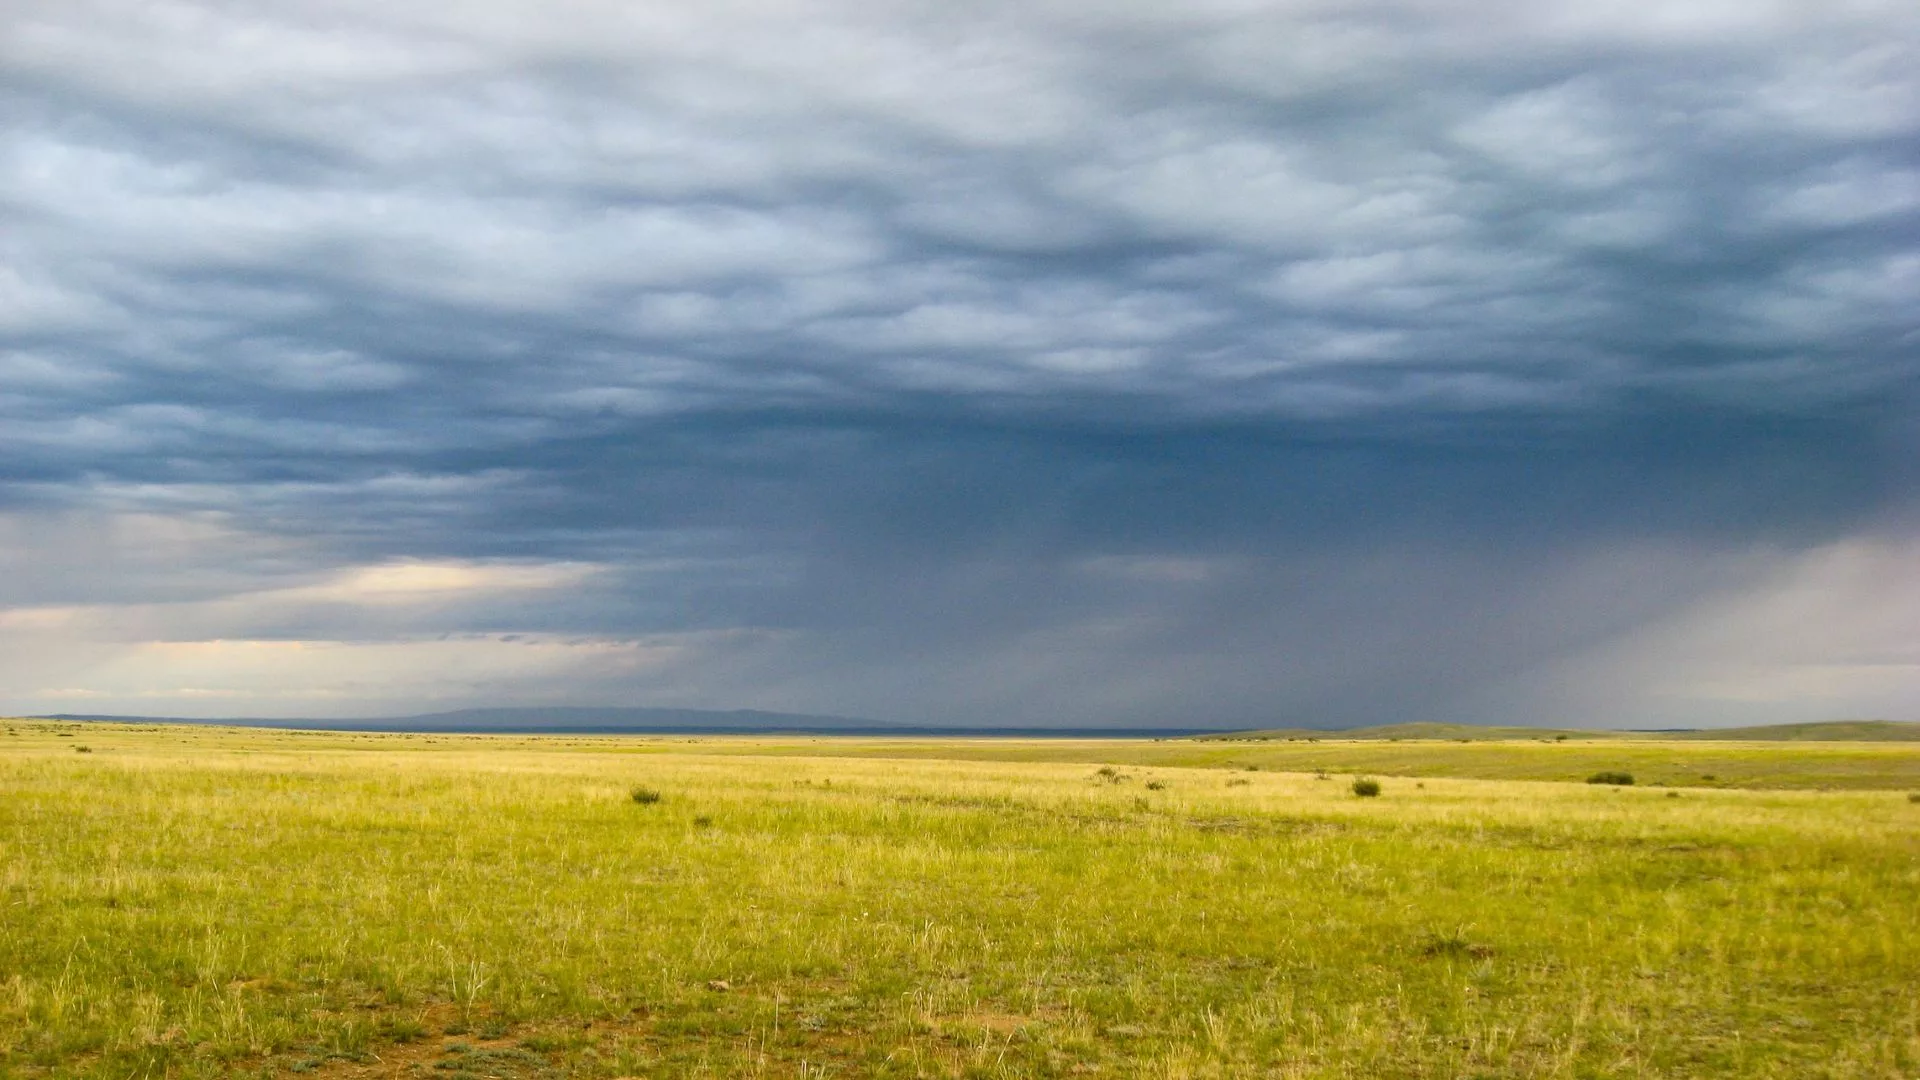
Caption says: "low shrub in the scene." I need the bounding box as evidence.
[1352,777,1381,797]
[1586,771,1635,786]
[630,786,662,805]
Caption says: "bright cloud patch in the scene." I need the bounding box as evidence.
[18,635,692,715]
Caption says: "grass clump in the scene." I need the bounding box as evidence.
[1351,777,1382,797]
[629,786,662,805]
[1420,931,1494,960]
[375,1015,429,1043]
[1587,771,1635,786]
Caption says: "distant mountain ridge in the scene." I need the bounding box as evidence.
[1199,719,1920,742]
[37,706,911,733]
[1671,720,1920,742]
[29,712,1917,741]
[28,707,1229,737]
[382,706,910,731]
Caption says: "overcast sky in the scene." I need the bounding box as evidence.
[3,0,1917,727]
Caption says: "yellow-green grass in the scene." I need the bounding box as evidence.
[4,720,1919,1079]
[684,733,1920,791]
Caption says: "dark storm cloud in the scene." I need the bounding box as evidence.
[2,0,1917,723]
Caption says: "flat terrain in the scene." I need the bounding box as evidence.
[682,732,1920,791]
[4,720,1918,1078]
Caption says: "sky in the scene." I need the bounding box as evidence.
[2,0,1918,728]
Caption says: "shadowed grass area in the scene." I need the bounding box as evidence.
[4,720,1919,1078]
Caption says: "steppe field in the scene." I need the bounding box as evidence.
[4,721,1919,1079]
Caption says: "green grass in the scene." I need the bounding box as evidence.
[681,733,1920,791]
[4,719,1919,1078]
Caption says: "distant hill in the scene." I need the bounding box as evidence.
[1672,720,1920,742]
[376,706,913,732]
[1201,719,1920,742]
[29,708,1228,737]
[37,706,913,734]
[32,711,1916,741]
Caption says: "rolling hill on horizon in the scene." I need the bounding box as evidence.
[22,712,1920,741]
[33,706,910,733]
[1200,719,1920,743]
[1670,720,1920,742]
[28,707,1232,736]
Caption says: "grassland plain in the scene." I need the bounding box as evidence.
[683,733,1920,791]
[3,721,1919,1079]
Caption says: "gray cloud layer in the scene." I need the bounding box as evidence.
[2,0,1917,724]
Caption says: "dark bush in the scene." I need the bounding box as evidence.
[1586,771,1635,786]
[1351,777,1381,797]
[630,786,662,805]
